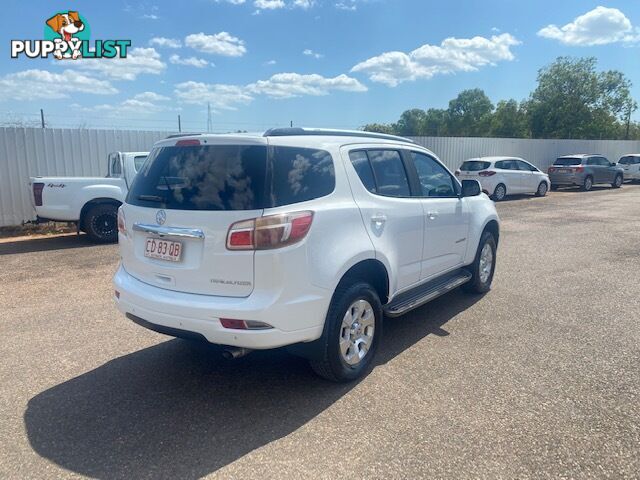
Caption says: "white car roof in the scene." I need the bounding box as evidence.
[465,156,525,162]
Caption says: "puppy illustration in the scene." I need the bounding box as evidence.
[46,11,85,60]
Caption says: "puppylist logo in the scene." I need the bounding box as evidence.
[11,11,131,60]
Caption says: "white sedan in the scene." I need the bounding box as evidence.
[455,156,551,201]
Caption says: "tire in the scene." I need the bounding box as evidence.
[84,203,119,243]
[463,231,497,294]
[310,282,382,382]
[582,176,593,191]
[612,174,623,188]
[491,183,507,202]
[535,181,548,197]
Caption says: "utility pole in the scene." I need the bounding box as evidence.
[290,120,293,128]
[40,109,45,128]
[178,114,181,133]
[207,102,213,132]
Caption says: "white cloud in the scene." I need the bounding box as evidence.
[303,49,324,59]
[149,37,182,48]
[247,72,366,98]
[538,6,639,46]
[133,91,170,102]
[67,47,166,81]
[184,32,247,57]
[351,33,520,87]
[264,59,277,65]
[335,1,357,10]
[175,81,254,111]
[169,54,212,68]
[293,0,315,8]
[215,0,247,3]
[254,0,285,9]
[142,14,159,20]
[0,69,118,101]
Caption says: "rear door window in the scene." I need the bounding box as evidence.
[366,150,411,197]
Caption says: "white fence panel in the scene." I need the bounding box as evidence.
[2,128,640,227]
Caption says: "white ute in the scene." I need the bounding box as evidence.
[113,129,500,381]
[30,151,148,242]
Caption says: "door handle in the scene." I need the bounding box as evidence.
[371,214,387,226]
[426,211,439,220]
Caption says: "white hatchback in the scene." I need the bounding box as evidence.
[455,157,551,201]
[619,155,640,181]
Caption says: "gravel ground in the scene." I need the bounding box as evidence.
[0,185,639,479]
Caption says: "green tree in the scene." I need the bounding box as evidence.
[527,57,637,139]
[362,123,397,135]
[446,89,494,136]
[490,99,529,138]
[395,109,428,136]
[423,108,448,136]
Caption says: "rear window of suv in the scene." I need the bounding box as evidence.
[127,144,335,210]
[619,156,639,165]
[460,161,490,171]
[554,157,582,166]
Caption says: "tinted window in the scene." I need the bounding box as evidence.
[517,160,536,171]
[367,150,411,197]
[554,157,582,166]
[460,161,490,171]
[269,146,335,207]
[495,160,517,170]
[598,157,610,166]
[411,152,457,197]
[349,150,376,193]
[620,156,639,165]
[133,155,147,172]
[109,153,122,176]
[128,145,268,211]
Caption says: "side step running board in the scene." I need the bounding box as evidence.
[384,269,472,317]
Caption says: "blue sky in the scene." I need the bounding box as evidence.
[1,0,639,131]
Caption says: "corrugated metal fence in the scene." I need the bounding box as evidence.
[0,127,173,227]
[1,127,639,227]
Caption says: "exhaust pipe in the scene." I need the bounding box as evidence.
[222,347,253,359]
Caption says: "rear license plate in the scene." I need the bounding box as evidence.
[144,238,182,262]
[558,168,571,173]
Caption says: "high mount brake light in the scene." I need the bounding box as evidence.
[175,139,201,147]
[227,211,314,250]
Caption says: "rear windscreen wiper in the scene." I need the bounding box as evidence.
[137,194,164,202]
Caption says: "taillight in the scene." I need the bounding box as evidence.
[220,318,273,330]
[175,139,201,146]
[117,206,126,237]
[454,170,461,176]
[33,182,44,206]
[573,165,584,173]
[478,171,496,177]
[227,211,314,250]
[548,167,556,173]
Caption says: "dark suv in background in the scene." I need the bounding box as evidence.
[548,154,624,191]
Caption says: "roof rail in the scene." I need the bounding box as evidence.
[165,133,203,139]
[263,127,415,144]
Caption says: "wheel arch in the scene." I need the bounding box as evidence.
[482,219,500,246]
[79,198,122,230]
[336,258,390,305]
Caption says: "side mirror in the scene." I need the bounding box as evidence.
[460,179,481,198]
[610,162,617,167]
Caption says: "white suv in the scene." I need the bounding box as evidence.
[113,128,500,381]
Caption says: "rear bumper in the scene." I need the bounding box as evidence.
[113,264,327,349]
[548,173,583,186]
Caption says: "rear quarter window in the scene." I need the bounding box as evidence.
[269,146,335,207]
